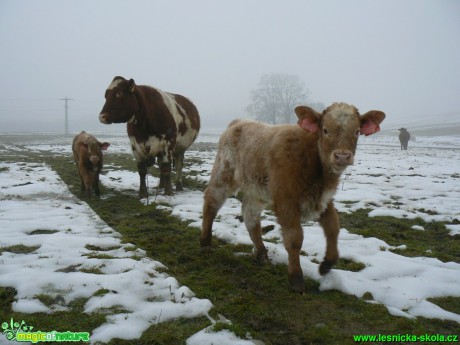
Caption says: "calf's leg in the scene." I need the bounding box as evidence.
[242,199,268,264]
[281,221,305,293]
[275,200,305,293]
[201,156,236,249]
[318,202,340,275]
[83,174,92,197]
[94,173,101,196]
[77,168,85,193]
[201,185,229,249]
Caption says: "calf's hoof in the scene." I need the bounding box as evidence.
[319,259,335,276]
[288,273,305,294]
[200,246,212,254]
[200,235,212,249]
[164,186,174,196]
[254,247,269,265]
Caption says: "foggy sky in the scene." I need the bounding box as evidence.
[1,0,459,133]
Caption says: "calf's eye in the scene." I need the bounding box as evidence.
[323,128,328,135]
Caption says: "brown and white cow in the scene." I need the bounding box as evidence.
[201,102,385,293]
[99,76,200,196]
[72,131,110,197]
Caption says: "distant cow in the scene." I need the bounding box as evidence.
[72,131,110,197]
[399,128,410,150]
[201,103,385,293]
[99,76,200,197]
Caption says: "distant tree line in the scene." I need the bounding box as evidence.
[246,73,325,124]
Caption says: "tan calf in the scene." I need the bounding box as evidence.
[201,103,385,293]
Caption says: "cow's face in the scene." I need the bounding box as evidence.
[296,103,385,174]
[99,76,139,124]
[79,141,110,171]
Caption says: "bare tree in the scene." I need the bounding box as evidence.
[246,74,310,124]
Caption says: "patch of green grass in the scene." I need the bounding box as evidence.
[428,296,460,315]
[55,264,80,273]
[85,244,121,251]
[416,208,440,215]
[29,229,60,235]
[0,244,40,255]
[93,289,111,297]
[35,293,64,308]
[79,265,105,275]
[339,209,460,263]
[340,200,359,205]
[84,253,118,260]
[335,258,366,272]
[105,317,211,345]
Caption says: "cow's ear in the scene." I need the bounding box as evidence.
[100,142,110,151]
[295,106,321,133]
[359,110,386,136]
[128,79,136,93]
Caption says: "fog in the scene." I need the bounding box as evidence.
[1,0,459,134]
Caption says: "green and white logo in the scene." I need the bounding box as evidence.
[2,318,90,343]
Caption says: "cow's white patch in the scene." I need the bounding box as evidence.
[129,135,169,162]
[107,79,123,90]
[301,188,336,221]
[157,90,180,120]
[155,90,198,150]
[319,188,336,212]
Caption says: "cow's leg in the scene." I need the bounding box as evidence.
[160,161,173,195]
[94,174,101,197]
[174,151,185,191]
[275,200,305,293]
[242,199,268,264]
[279,218,304,293]
[82,174,92,197]
[201,186,227,249]
[77,168,85,193]
[157,155,166,189]
[318,202,340,275]
[201,156,235,249]
[137,161,148,198]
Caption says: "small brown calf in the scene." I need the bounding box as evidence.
[72,131,110,197]
[201,103,385,293]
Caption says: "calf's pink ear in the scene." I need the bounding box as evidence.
[295,106,320,133]
[298,118,320,133]
[360,110,386,136]
[360,121,380,136]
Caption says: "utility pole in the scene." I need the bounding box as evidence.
[60,97,73,136]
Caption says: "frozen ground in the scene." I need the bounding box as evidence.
[0,130,459,344]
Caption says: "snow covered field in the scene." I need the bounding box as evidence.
[1,130,459,343]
